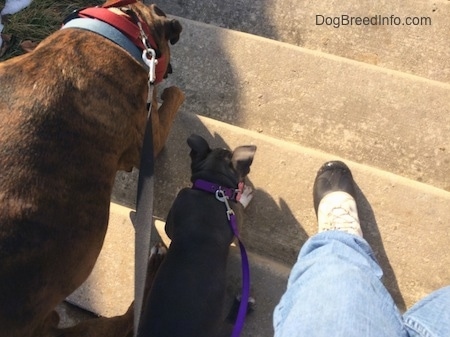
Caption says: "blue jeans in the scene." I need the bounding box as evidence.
[273,231,450,337]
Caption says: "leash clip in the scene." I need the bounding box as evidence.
[142,48,157,84]
[215,189,235,220]
[138,21,158,84]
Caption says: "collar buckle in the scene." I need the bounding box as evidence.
[137,21,158,84]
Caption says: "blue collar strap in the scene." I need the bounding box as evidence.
[61,18,148,70]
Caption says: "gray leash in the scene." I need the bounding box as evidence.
[132,87,155,336]
[133,38,158,335]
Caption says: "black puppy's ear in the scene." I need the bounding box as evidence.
[232,145,257,179]
[187,134,211,164]
[165,19,182,45]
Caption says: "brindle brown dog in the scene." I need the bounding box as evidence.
[0,1,184,336]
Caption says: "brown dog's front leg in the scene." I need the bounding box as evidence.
[151,86,185,157]
[54,244,167,337]
[54,308,133,337]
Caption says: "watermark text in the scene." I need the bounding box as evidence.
[316,14,432,28]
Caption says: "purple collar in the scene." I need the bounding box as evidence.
[192,179,242,202]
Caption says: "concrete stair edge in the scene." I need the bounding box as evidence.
[161,17,450,191]
[66,213,289,337]
[172,16,450,89]
[170,111,450,199]
[152,0,450,84]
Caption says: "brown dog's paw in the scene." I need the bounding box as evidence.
[149,242,167,260]
[226,295,256,323]
[161,86,185,104]
[144,243,167,297]
[147,243,167,275]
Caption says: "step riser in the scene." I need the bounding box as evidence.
[153,0,450,83]
[161,17,450,191]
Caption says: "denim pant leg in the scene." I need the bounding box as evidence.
[403,286,450,337]
[273,231,408,337]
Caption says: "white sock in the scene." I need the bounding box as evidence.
[317,191,362,237]
[1,0,33,16]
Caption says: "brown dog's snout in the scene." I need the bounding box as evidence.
[168,19,182,45]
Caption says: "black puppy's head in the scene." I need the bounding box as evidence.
[187,134,257,188]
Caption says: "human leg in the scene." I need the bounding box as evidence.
[273,231,407,337]
[404,286,450,337]
[273,161,408,337]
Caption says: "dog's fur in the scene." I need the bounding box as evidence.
[138,134,257,337]
[0,2,184,336]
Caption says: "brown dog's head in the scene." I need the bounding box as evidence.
[125,1,182,81]
[187,134,257,188]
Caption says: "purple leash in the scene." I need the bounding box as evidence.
[192,179,250,337]
[227,213,250,337]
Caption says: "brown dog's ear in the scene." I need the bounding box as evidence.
[151,4,167,17]
[166,19,182,45]
[148,4,182,44]
[232,145,257,179]
[187,134,211,165]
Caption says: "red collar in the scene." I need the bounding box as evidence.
[78,8,154,51]
[68,0,167,83]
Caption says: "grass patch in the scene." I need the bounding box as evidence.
[1,0,103,60]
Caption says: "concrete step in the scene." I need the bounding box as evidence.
[83,109,450,307]
[159,17,450,192]
[154,0,450,83]
[65,112,450,335]
[66,211,290,337]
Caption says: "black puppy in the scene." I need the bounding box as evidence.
[139,134,257,337]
